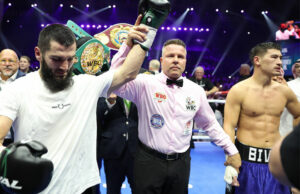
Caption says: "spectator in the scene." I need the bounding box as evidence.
[148,59,160,74]
[0,49,26,146]
[279,59,300,136]
[190,66,219,97]
[237,64,251,82]
[97,93,138,194]
[19,55,32,73]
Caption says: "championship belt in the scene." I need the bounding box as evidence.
[66,20,110,75]
[94,23,133,50]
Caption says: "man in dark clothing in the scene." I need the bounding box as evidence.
[237,64,251,82]
[190,66,219,96]
[97,93,138,194]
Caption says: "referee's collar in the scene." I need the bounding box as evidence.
[158,72,184,85]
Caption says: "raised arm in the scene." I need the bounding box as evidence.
[0,116,13,146]
[109,0,171,93]
[108,16,148,94]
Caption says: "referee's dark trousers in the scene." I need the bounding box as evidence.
[133,140,190,194]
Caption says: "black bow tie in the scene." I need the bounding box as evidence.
[166,78,183,87]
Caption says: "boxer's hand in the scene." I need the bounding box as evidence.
[126,15,148,48]
[107,93,117,104]
[224,153,241,173]
[135,0,171,50]
[224,166,239,187]
[0,140,53,193]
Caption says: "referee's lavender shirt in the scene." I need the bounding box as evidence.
[111,43,238,156]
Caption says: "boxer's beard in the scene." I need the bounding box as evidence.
[40,59,74,93]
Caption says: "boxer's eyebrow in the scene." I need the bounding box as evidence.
[50,55,77,61]
[270,54,282,59]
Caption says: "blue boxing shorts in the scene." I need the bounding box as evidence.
[233,139,290,194]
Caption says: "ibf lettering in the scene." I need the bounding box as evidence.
[248,147,270,163]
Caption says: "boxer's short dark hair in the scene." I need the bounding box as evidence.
[249,42,281,65]
[38,24,76,54]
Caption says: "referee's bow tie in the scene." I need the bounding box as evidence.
[166,78,183,87]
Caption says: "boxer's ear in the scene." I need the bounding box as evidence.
[253,56,261,67]
[34,46,42,62]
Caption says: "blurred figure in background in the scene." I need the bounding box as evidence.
[0,49,26,146]
[279,59,300,136]
[276,23,289,41]
[19,55,32,73]
[97,93,138,194]
[190,66,219,97]
[237,64,251,82]
[148,59,160,74]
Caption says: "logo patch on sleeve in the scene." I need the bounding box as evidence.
[150,114,165,129]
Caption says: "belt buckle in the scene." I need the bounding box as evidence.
[166,153,178,161]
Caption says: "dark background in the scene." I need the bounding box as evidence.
[0,0,299,78]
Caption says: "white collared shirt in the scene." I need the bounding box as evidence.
[279,77,300,135]
[0,71,18,92]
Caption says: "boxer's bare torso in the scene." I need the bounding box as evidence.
[225,78,300,148]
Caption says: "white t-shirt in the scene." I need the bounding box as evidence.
[0,71,18,139]
[279,78,300,136]
[0,70,18,92]
[0,70,114,194]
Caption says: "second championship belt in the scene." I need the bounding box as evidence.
[94,23,133,51]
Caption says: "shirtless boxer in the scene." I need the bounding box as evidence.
[224,42,300,194]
